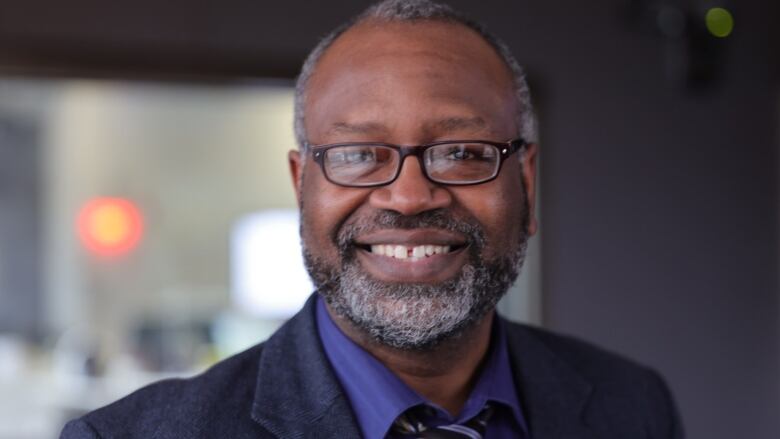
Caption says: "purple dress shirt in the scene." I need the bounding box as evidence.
[316,297,529,439]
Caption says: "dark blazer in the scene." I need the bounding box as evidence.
[61,295,684,438]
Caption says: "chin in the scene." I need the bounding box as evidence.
[322,262,500,350]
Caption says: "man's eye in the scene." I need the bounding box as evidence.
[331,149,376,164]
[447,149,475,160]
[444,146,493,161]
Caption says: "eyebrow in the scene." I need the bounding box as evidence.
[327,121,389,136]
[429,116,488,133]
[326,117,489,138]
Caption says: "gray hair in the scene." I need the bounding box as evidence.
[293,0,538,151]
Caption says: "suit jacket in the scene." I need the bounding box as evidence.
[61,295,684,438]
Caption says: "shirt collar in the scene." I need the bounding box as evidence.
[315,296,528,438]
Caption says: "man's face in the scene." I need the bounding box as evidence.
[290,21,538,349]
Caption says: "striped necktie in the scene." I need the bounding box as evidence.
[390,403,493,438]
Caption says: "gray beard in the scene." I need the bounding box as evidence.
[302,207,529,351]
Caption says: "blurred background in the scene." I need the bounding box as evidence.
[0,0,776,438]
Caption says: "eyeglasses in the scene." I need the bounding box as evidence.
[308,138,526,188]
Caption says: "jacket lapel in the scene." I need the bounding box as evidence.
[504,321,598,439]
[250,295,362,439]
[250,300,601,438]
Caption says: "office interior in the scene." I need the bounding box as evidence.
[0,1,777,438]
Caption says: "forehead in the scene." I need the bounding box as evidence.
[305,20,518,142]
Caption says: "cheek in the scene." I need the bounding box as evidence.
[300,169,369,257]
[451,168,526,258]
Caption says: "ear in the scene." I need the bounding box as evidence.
[521,143,539,236]
[288,149,304,208]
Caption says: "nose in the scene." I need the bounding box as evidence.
[369,156,452,216]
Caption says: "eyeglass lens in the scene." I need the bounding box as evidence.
[323,142,501,186]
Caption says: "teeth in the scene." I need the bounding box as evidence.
[369,244,453,260]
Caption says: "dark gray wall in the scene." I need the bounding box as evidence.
[492,3,779,439]
[0,0,777,437]
[0,116,41,335]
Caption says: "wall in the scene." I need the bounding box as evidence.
[477,2,778,437]
[0,112,40,334]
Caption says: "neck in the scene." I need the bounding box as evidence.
[326,305,495,416]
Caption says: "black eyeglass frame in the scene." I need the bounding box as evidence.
[307,138,527,188]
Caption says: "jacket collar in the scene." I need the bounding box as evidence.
[250,294,362,439]
[504,321,598,438]
[250,295,598,439]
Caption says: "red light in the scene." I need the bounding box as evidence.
[78,198,143,256]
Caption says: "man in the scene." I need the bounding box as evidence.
[61,1,683,438]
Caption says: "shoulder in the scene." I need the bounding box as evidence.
[60,343,275,439]
[505,321,651,380]
[503,321,684,438]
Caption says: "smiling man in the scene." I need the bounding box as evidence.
[61,1,683,438]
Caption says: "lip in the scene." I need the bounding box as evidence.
[353,229,469,283]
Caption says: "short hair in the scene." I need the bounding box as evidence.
[293,0,538,151]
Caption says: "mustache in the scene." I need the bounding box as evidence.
[336,209,486,257]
